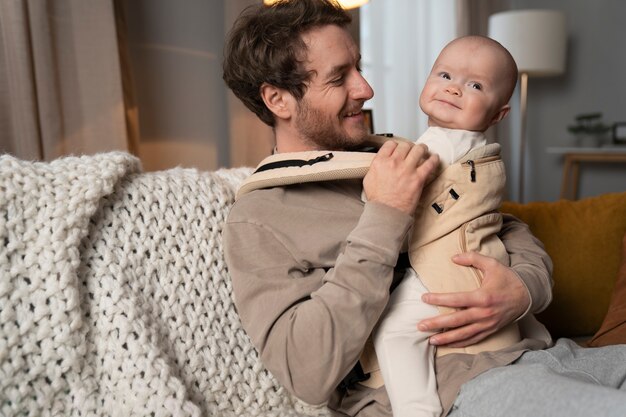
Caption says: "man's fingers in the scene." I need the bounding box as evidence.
[367,140,437,214]
[418,305,478,332]
[421,153,440,174]
[376,141,437,174]
[389,140,413,159]
[452,251,496,271]
[421,290,480,309]
[406,142,429,164]
[419,254,527,347]
[432,326,494,348]
[376,140,398,157]
[420,311,498,347]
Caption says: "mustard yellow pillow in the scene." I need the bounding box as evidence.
[501,192,626,338]
[588,232,626,347]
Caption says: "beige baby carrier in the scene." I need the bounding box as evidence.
[236,135,521,389]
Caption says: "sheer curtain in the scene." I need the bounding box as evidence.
[225,0,274,168]
[360,0,458,140]
[0,0,131,161]
[360,0,506,142]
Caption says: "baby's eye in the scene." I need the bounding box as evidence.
[470,82,482,90]
[439,72,451,80]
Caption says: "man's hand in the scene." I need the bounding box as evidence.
[363,141,439,215]
[417,251,530,347]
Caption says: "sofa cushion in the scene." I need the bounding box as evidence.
[501,191,626,338]
[588,232,626,347]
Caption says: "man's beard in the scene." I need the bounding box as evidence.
[295,98,368,151]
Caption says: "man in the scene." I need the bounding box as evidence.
[223,1,626,416]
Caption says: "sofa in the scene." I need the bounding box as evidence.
[1,152,625,416]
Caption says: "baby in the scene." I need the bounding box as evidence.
[371,35,518,417]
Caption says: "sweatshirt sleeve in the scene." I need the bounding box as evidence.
[224,201,413,405]
[500,213,554,317]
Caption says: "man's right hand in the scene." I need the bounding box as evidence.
[363,141,439,215]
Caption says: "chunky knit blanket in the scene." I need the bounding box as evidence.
[0,153,330,417]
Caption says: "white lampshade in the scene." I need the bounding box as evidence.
[263,0,369,9]
[489,10,567,77]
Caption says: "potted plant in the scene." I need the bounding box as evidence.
[567,113,612,147]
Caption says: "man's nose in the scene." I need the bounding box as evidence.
[351,72,374,101]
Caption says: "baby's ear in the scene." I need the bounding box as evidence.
[490,104,511,126]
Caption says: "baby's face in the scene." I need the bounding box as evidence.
[419,40,510,132]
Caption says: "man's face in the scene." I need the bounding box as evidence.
[293,25,374,150]
[419,40,509,132]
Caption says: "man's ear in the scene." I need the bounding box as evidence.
[260,83,294,121]
[489,104,511,126]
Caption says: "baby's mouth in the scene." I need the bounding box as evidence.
[435,99,461,109]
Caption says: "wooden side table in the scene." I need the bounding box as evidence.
[547,147,626,199]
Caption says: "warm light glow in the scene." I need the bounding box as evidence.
[263,0,369,10]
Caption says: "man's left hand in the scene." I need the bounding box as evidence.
[417,251,530,347]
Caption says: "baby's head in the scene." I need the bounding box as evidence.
[419,35,518,132]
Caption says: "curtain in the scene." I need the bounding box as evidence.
[456,0,507,37]
[0,0,131,161]
[114,0,141,157]
[359,0,458,140]
[224,0,274,168]
[456,0,518,201]
[360,0,510,144]
[457,0,509,146]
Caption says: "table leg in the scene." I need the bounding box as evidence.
[560,156,573,199]
[571,161,580,200]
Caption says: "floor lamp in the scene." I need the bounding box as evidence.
[488,10,567,202]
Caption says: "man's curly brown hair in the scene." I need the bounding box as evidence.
[223,0,351,126]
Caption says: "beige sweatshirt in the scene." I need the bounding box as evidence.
[224,166,553,416]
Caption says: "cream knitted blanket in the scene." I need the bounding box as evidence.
[0,153,330,416]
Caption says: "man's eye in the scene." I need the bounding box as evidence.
[470,82,482,90]
[331,77,345,85]
[439,72,451,80]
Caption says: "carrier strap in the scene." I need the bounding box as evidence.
[254,152,335,173]
[236,135,412,200]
